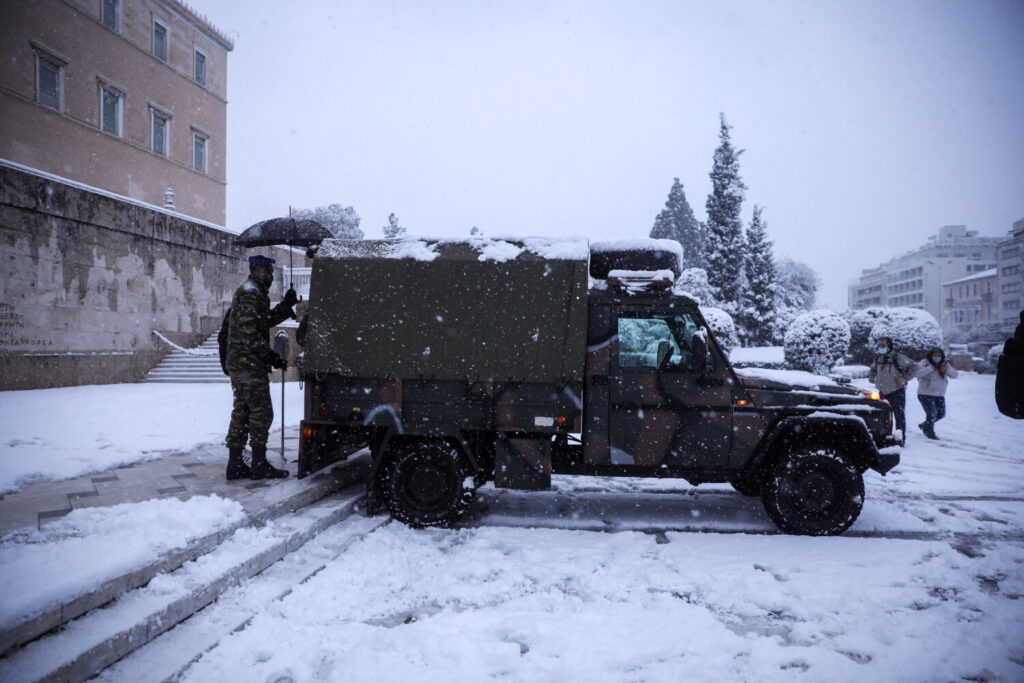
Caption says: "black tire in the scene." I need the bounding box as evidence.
[385,440,475,528]
[729,476,761,497]
[761,448,864,536]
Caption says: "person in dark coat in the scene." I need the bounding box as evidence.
[995,311,1024,419]
[224,255,298,480]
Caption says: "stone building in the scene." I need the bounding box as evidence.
[0,0,232,225]
[848,225,999,332]
[0,162,302,390]
[996,218,1024,333]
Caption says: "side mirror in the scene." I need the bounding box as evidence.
[656,341,671,369]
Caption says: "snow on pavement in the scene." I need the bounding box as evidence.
[0,382,305,493]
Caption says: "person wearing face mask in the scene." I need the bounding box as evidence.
[868,336,915,444]
[224,255,298,480]
[914,347,958,440]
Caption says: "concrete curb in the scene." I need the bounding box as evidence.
[0,453,369,658]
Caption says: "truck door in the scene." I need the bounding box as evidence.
[608,309,733,470]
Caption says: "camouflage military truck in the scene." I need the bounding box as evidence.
[298,237,900,536]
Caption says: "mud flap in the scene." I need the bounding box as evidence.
[494,434,552,490]
[297,421,366,478]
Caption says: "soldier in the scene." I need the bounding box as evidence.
[225,255,298,480]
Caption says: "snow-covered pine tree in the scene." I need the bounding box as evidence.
[383,213,406,238]
[704,114,747,316]
[741,205,777,346]
[649,178,704,268]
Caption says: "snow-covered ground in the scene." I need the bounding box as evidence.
[0,382,305,493]
[3,373,1023,680]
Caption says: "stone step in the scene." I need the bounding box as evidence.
[141,377,230,384]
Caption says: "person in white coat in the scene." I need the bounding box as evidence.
[915,347,958,440]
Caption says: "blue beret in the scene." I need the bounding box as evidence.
[248,255,276,267]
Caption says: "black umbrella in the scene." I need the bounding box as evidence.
[234,216,333,289]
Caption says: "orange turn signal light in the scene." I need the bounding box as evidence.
[556,416,567,424]
[735,399,749,407]
[301,425,317,439]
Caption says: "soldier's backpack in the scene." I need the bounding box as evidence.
[217,308,231,376]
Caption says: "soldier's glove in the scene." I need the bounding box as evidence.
[282,287,299,307]
[265,350,287,371]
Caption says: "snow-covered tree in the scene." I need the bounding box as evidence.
[784,309,851,374]
[383,213,406,238]
[293,203,363,239]
[674,268,717,306]
[772,257,821,343]
[704,114,747,316]
[868,308,943,360]
[740,205,777,346]
[650,178,704,268]
[845,307,889,364]
[701,306,738,355]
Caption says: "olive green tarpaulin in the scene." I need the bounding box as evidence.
[303,239,589,383]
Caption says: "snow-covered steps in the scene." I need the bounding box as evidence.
[0,489,370,683]
[0,453,370,670]
[142,332,228,383]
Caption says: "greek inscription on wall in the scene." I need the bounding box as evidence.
[0,303,53,355]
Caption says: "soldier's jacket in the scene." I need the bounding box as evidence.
[226,276,293,375]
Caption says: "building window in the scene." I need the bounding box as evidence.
[35,52,64,111]
[100,85,122,136]
[151,110,169,156]
[1003,265,1021,276]
[192,131,207,173]
[194,48,206,85]
[102,0,119,31]
[153,18,169,62]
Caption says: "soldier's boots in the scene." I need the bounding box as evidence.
[250,445,289,480]
[226,446,251,481]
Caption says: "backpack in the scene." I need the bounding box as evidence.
[217,308,231,376]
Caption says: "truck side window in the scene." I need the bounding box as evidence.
[618,317,689,370]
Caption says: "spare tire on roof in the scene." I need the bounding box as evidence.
[589,238,684,280]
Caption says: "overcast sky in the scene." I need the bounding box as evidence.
[192,0,1024,310]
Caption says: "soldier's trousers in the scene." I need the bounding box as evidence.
[226,373,273,450]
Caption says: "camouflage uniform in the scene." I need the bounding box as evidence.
[225,275,293,450]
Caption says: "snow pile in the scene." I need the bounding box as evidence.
[589,238,684,260]
[730,345,786,369]
[318,236,590,263]
[735,366,840,389]
[784,310,851,373]
[317,238,440,262]
[868,308,943,360]
[0,495,244,631]
[701,306,737,355]
[510,236,590,260]
[0,383,305,493]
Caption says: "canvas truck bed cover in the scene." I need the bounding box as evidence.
[303,237,590,383]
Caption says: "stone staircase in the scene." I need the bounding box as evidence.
[143,332,228,383]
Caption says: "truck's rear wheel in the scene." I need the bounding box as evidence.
[761,447,864,536]
[385,440,475,528]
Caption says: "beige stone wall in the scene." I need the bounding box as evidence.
[0,0,230,224]
[1,164,304,390]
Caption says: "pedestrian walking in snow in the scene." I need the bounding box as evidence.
[869,336,915,444]
[995,311,1024,419]
[915,347,958,440]
[224,255,298,480]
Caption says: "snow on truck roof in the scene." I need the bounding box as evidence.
[590,238,684,259]
[317,236,590,262]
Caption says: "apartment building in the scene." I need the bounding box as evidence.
[0,0,232,225]
[942,268,998,330]
[848,225,999,330]
[996,219,1024,332]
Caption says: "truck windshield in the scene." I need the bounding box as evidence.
[617,313,706,372]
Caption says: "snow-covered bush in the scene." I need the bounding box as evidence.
[845,307,889,364]
[701,306,737,355]
[674,268,716,305]
[868,308,942,360]
[783,309,851,374]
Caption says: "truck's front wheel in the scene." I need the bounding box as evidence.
[385,440,475,528]
[761,447,864,536]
